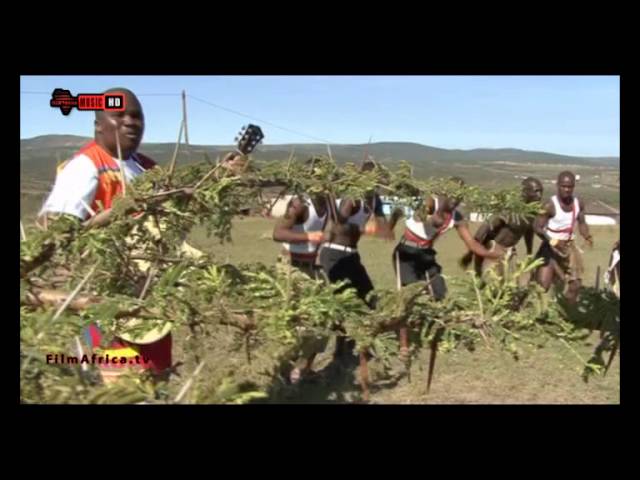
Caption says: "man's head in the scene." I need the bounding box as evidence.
[361,160,377,173]
[443,176,465,211]
[95,88,144,158]
[522,177,544,203]
[556,171,576,202]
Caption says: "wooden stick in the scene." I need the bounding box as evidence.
[79,199,97,218]
[193,163,223,192]
[130,254,185,264]
[20,221,26,241]
[327,192,339,225]
[182,90,189,145]
[138,264,157,300]
[395,250,402,291]
[109,118,127,197]
[425,271,435,298]
[478,327,492,349]
[25,289,97,311]
[395,250,411,378]
[266,187,288,216]
[75,336,89,373]
[50,263,99,324]
[245,335,252,365]
[361,136,372,168]
[426,327,444,394]
[263,150,294,215]
[326,144,334,163]
[115,143,125,194]
[286,146,295,171]
[82,208,114,229]
[604,337,619,376]
[399,327,409,354]
[399,325,411,382]
[595,265,601,291]
[167,119,184,183]
[359,351,370,403]
[174,361,205,403]
[325,143,341,219]
[34,219,45,231]
[143,187,192,201]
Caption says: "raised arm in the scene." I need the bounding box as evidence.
[459,216,503,267]
[533,200,555,243]
[364,194,396,239]
[272,197,324,244]
[456,221,502,259]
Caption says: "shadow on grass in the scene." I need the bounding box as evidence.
[553,287,620,382]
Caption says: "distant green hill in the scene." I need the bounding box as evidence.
[20,134,619,182]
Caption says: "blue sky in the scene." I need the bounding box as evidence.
[20,76,620,157]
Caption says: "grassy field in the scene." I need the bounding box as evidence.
[181,216,620,404]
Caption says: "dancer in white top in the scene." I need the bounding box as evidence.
[272,191,329,383]
[534,171,593,304]
[274,193,328,278]
[390,177,502,360]
[393,177,501,300]
[604,240,620,298]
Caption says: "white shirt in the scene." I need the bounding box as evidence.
[283,196,328,254]
[405,196,463,243]
[546,195,580,241]
[336,197,377,230]
[40,153,147,219]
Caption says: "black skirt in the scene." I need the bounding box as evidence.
[318,247,375,306]
[392,242,447,300]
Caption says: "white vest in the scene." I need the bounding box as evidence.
[283,197,327,254]
[405,196,456,244]
[546,195,580,241]
[336,198,372,230]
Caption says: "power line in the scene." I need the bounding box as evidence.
[187,94,334,145]
[21,90,337,145]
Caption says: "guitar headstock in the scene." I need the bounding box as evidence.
[234,124,264,155]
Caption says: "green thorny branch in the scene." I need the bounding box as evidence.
[21,156,614,403]
[253,157,542,222]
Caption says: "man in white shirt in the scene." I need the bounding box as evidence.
[534,171,593,304]
[40,87,153,222]
[38,87,176,381]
